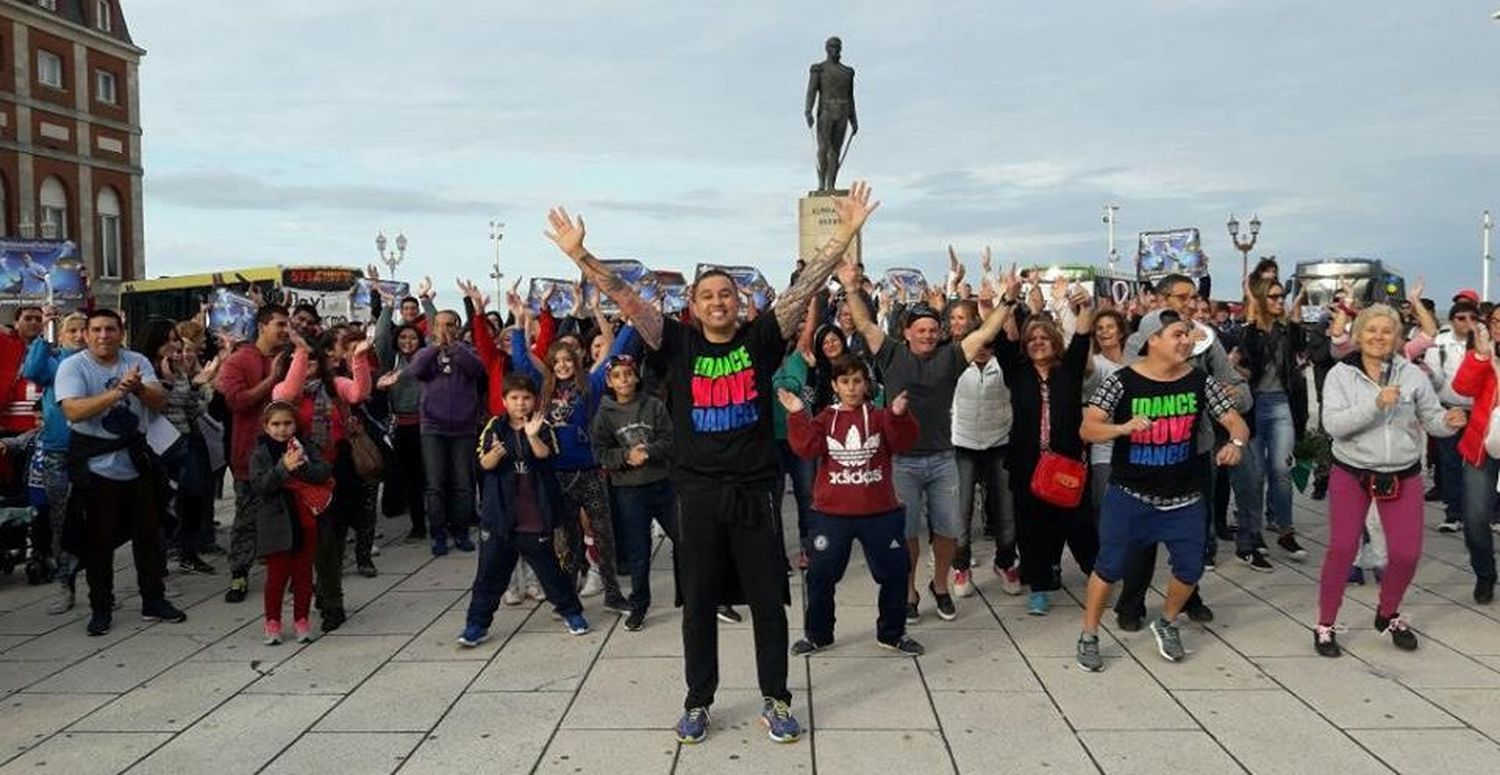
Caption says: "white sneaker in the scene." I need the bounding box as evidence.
[501,587,524,606]
[371,544,381,557]
[579,569,604,598]
[525,582,545,602]
[952,569,974,598]
[998,564,1023,596]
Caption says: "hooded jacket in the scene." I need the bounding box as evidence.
[787,401,919,516]
[1453,350,1499,467]
[590,390,673,487]
[477,417,566,536]
[1322,353,1457,474]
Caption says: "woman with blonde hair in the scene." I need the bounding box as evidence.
[1315,304,1466,657]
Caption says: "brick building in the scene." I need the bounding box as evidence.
[0,0,143,304]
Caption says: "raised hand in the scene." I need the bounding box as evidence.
[352,338,373,358]
[1407,277,1425,303]
[366,263,380,280]
[980,246,993,275]
[836,254,861,289]
[829,180,880,235]
[545,207,588,260]
[247,284,265,308]
[889,390,909,417]
[1476,322,1495,358]
[376,370,402,390]
[776,387,806,415]
[523,411,546,438]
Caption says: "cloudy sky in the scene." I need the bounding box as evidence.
[131,0,1500,305]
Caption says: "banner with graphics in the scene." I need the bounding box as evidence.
[350,278,411,315]
[881,268,928,305]
[527,277,579,317]
[207,286,258,341]
[1093,273,1150,306]
[694,264,775,315]
[1137,228,1208,278]
[0,239,85,310]
[654,270,687,315]
[581,260,658,314]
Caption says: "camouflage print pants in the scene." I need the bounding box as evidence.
[557,468,623,602]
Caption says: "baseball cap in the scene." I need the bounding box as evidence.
[604,354,638,374]
[1455,289,1481,304]
[1134,309,1186,356]
[902,305,941,328]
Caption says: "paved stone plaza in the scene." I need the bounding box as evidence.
[2,493,1500,774]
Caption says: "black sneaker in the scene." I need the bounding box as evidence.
[1236,549,1274,572]
[1314,624,1342,657]
[1476,577,1495,605]
[177,555,217,575]
[1115,612,1144,632]
[357,563,378,578]
[877,636,925,657]
[603,596,634,616]
[321,607,347,633]
[624,609,646,631]
[905,599,920,623]
[715,605,742,624]
[1184,603,1214,623]
[86,609,112,636]
[1277,532,1308,561]
[1424,485,1442,502]
[928,581,957,621]
[1203,555,1217,572]
[224,576,248,603]
[141,598,187,623]
[790,638,830,656]
[1437,520,1461,534]
[1375,612,1419,651]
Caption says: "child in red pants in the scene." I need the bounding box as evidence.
[249,401,334,644]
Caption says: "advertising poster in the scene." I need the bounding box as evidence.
[526,277,579,317]
[881,267,929,305]
[695,264,775,315]
[1137,228,1208,278]
[351,278,411,314]
[1093,273,1149,306]
[654,270,687,315]
[207,286,258,341]
[0,239,85,310]
[582,260,657,314]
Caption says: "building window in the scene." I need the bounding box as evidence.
[97,187,122,278]
[96,1,112,32]
[95,70,116,104]
[39,176,67,240]
[36,50,62,90]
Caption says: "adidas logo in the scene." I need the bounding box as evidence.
[889,539,901,549]
[827,425,881,468]
[829,468,883,485]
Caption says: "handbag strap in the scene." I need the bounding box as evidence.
[1038,377,1052,453]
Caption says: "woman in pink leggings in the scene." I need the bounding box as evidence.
[1315,305,1467,658]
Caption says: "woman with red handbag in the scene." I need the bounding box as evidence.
[993,287,1098,617]
[1075,310,1250,671]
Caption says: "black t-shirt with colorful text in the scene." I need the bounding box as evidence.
[659,315,785,486]
[1090,366,1235,505]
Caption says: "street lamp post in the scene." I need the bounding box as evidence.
[376,231,408,278]
[1484,210,1494,303]
[1102,204,1120,272]
[1227,213,1261,284]
[488,220,506,305]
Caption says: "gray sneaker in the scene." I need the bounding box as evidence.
[1076,633,1104,672]
[45,580,75,615]
[1150,616,1185,662]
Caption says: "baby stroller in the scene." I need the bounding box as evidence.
[0,430,48,584]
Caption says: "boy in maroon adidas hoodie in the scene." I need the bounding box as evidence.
[779,353,924,657]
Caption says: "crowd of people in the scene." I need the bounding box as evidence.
[0,180,1493,747]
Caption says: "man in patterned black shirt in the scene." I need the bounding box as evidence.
[1074,310,1250,672]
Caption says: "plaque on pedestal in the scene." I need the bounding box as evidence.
[798,191,862,266]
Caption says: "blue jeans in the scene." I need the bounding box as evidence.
[1253,391,1296,532]
[421,432,477,538]
[804,508,910,646]
[1437,434,1466,524]
[1231,444,1268,554]
[777,441,814,548]
[1462,459,1498,581]
[892,452,961,539]
[612,479,678,613]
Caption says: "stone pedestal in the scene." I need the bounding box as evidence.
[798,191,862,265]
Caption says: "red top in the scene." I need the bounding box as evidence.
[472,309,556,417]
[0,329,39,432]
[1454,351,1498,468]
[787,403,919,516]
[217,344,274,481]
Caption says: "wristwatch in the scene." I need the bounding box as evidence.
[1229,437,1247,449]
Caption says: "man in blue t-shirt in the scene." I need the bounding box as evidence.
[55,309,186,637]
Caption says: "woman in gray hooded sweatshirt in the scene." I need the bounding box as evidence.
[1314,304,1466,658]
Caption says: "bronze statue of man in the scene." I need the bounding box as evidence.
[805,36,857,193]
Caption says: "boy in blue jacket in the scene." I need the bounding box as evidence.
[459,373,589,646]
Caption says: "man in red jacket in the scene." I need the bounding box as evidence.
[216,304,291,603]
[0,306,46,433]
[781,354,923,657]
[1453,317,1500,604]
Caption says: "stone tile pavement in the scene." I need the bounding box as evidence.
[1,493,1500,773]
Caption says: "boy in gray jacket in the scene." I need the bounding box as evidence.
[591,354,677,631]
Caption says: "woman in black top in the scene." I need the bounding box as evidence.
[994,304,1098,616]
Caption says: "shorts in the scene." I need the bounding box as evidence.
[892,452,961,540]
[1094,485,1207,585]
